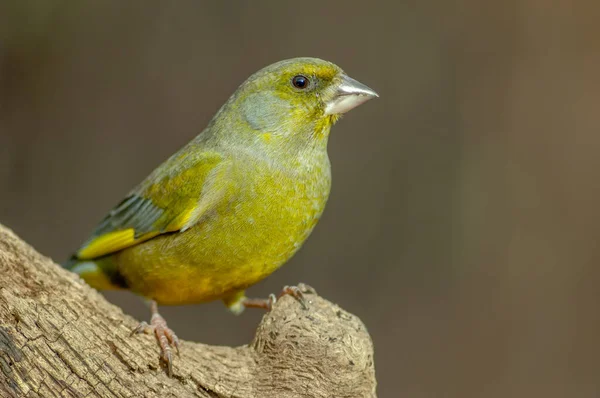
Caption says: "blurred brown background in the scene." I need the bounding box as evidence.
[1,1,600,397]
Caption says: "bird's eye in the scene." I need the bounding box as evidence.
[292,75,309,89]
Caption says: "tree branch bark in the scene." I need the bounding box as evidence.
[0,224,376,398]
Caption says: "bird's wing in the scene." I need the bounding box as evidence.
[75,151,232,260]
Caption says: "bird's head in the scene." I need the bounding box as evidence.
[213,58,377,148]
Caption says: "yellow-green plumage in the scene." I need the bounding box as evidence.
[66,57,376,311]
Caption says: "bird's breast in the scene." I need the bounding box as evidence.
[221,157,332,265]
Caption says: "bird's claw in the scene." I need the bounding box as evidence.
[130,321,151,336]
[242,283,316,311]
[131,312,180,376]
[266,293,277,311]
[280,283,315,309]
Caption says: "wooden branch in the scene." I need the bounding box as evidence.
[0,224,377,398]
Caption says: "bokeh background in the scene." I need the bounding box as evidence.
[1,1,599,397]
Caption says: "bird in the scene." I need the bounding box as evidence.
[64,57,378,375]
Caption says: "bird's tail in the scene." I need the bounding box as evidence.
[62,255,127,290]
[62,254,79,270]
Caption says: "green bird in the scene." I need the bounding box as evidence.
[65,57,378,374]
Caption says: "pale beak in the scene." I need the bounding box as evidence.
[324,74,379,115]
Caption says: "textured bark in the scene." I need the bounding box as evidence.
[0,224,376,398]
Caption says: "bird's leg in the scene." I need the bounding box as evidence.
[241,283,317,311]
[131,300,180,376]
[241,294,278,311]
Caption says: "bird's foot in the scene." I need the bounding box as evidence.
[278,283,317,309]
[242,283,316,311]
[131,301,180,376]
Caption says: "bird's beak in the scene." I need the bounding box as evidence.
[324,74,379,115]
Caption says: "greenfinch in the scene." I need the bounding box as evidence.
[64,57,377,374]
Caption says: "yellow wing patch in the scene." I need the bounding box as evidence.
[165,205,197,232]
[77,229,159,260]
[74,152,228,261]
